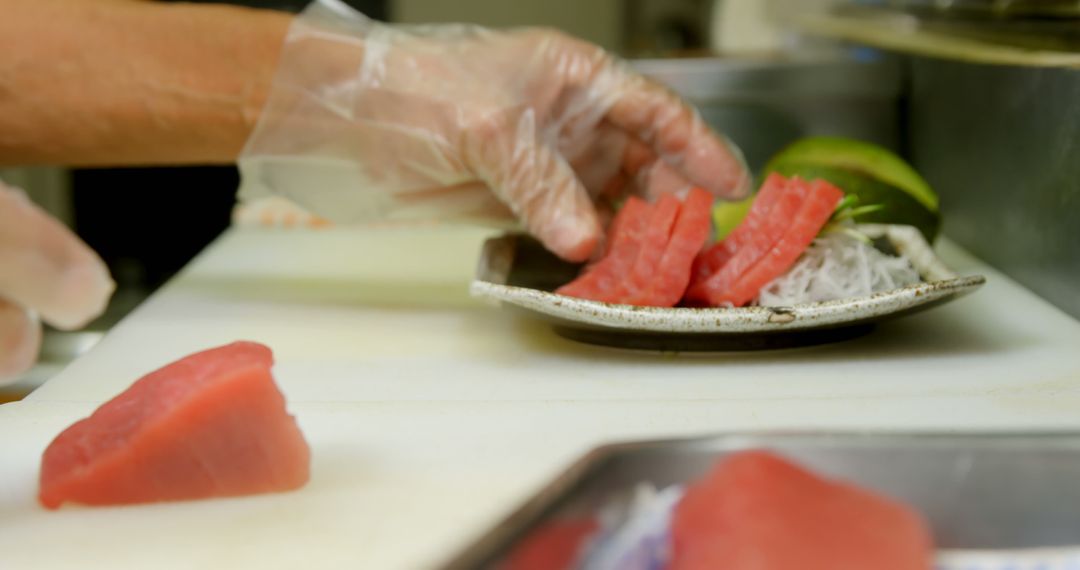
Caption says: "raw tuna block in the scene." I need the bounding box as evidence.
[39,341,310,509]
[671,450,933,570]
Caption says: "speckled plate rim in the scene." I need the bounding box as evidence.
[470,224,986,334]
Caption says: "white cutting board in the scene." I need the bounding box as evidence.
[3,225,1080,569]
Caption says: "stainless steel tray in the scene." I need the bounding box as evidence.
[441,433,1080,569]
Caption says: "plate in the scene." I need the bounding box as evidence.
[470,224,986,351]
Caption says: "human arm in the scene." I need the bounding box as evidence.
[0,0,291,166]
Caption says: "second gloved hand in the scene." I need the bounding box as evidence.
[0,181,114,383]
[242,0,750,261]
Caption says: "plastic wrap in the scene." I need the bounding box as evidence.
[240,0,749,261]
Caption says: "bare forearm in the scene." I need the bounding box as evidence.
[0,0,291,167]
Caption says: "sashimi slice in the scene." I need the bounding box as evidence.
[500,516,599,570]
[556,197,649,303]
[691,172,788,282]
[616,194,681,304]
[39,341,310,509]
[671,450,933,570]
[602,197,645,257]
[707,178,843,306]
[684,176,811,305]
[633,187,714,307]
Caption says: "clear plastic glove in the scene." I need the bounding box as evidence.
[241,0,750,262]
[0,181,114,383]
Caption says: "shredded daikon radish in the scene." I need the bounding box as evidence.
[756,230,921,306]
[580,483,684,570]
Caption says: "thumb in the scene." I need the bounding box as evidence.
[0,183,114,330]
[477,136,601,262]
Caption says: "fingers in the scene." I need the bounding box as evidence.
[473,128,601,262]
[0,183,114,330]
[641,161,695,200]
[619,135,695,200]
[540,34,747,201]
[605,68,751,200]
[565,122,627,199]
[0,300,41,384]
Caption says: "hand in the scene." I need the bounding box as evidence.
[0,181,114,382]
[242,2,751,261]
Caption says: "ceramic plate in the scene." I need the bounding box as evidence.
[470,224,986,351]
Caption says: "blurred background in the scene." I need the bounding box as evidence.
[3,0,1078,399]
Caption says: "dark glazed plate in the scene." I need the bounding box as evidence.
[470,224,985,351]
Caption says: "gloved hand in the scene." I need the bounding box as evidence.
[0,181,114,383]
[241,0,750,262]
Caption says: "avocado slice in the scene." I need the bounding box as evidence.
[764,137,939,213]
[765,162,941,242]
[712,195,755,241]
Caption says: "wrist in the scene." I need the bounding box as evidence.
[151,2,293,159]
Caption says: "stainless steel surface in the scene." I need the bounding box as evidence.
[833,1,1080,51]
[907,57,1080,319]
[443,433,1080,569]
[876,0,1080,19]
[633,57,903,171]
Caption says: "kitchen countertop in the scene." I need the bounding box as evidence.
[3,224,1079,569]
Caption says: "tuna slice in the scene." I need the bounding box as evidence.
[685,175,843,307]
[633,187,715,307]
[690,172,789,282]
[39,341,310,509]
[557,189,714,307]
[556,197,650,303]
[671,450,932,570]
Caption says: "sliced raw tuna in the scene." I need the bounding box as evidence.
[558,189,716,308]
[39,341,310,509]
[556,197,649,303]
[685,176,811,305]
[617,194,681,303]
[671,450,933,570]
[632,187,714,307]
[602,196,646,257]
[691,172,788,282]
[500,516,599,570]
[703,178,843,307]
